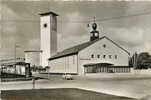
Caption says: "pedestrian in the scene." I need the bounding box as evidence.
[32,77,35,89]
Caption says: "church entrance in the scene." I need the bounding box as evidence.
[84,63,113,73]
[83,63,130,73]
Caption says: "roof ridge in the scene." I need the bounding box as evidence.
[49,35,130,60]
[104,36,130,55]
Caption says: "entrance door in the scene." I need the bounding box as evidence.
[84,63,113,73]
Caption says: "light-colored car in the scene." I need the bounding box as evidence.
[62,74,73,80]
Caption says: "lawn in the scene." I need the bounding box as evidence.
[1,88,137,100]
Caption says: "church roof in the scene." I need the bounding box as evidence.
[48,36,130,61]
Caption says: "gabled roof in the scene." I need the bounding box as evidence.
[104,36,130,55]
[39,11,58,16]
[49,36,130,61]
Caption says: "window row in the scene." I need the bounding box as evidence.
[91,54,118,59]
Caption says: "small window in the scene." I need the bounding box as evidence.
[103,55,106,59]
[109,55,112,59]
[115,55,117,59]
[103,44,106,48]
[97,55,100,58]
[91,54,94,58]
[43,23,47,28]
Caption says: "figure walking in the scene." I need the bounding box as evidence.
[32,77,35,89]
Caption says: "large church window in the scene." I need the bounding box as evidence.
[97,55,100,58]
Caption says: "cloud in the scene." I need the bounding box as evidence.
[1,4,19,49]
[57,11,92,51]
[1,3,20,20]
[1,2,41,58]
[62,12,86,37]
[27,38,40,50]
[58,34,89,51]
[108,27,144,47]
[106,26,151,54]
[2,1,151,58]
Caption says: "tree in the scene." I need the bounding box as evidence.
[136,52,150,69]
[129,52,138,67]
[142,56,151,68]
[130,52,151,69]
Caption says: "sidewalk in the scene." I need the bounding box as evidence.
[82,73,151,79]
[33,73,151,80]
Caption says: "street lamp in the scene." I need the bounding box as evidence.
[45,66,50,79]
[14,44,20,74]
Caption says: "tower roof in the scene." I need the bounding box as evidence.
[39,11,58,16]
[24,50,42,53]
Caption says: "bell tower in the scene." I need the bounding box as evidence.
[90,17,99,41]
[39,11,58,67]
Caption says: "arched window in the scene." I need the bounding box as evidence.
[109,55,112,59]
[91,54,94,58]
[97,55,100,58]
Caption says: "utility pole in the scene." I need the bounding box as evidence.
[14,44,16,74]
[14,44,20,74]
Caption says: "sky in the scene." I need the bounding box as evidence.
[1,1,151,59]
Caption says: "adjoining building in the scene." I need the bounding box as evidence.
[39,11,130,75]
[1,59,31,77]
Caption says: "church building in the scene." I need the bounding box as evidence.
[40,11,131,75]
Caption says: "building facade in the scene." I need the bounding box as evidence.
[48,22,130,75]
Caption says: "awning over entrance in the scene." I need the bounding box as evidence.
[84,62,113,67]
[83,63,130,73]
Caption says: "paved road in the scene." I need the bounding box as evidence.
[1,73,151,99]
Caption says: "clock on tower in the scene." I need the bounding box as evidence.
[90,22,99,41]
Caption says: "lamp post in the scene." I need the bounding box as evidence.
[46,66,50,79]
[14,44,20,74]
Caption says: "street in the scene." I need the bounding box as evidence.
[1,73,151,99]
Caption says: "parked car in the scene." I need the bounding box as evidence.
[108,70,114,73]
[62,74,73,80]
